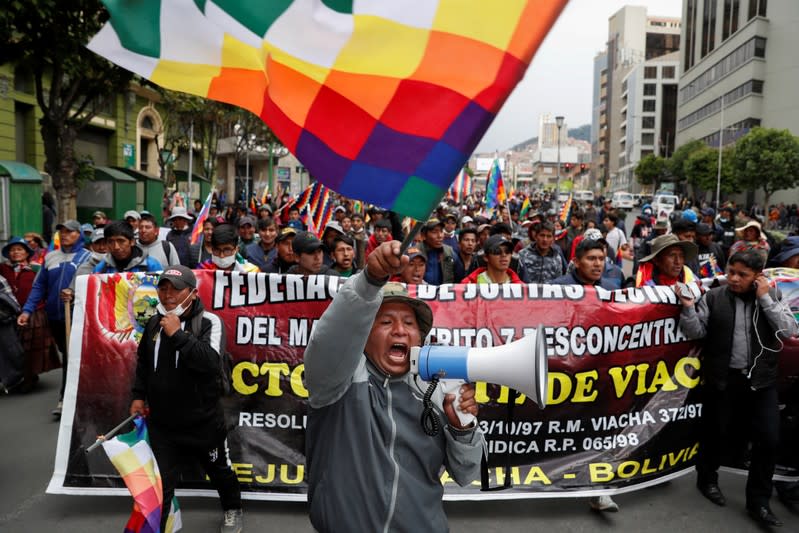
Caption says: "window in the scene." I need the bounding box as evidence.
[642,116,656,129]
[662,66,676,79]
[754,36,766,57]
[641,133,655,146]
[644,83,657,96]
[701,0,717,57]
[678,80,765,130]
[643,100,656,112]
[748,0,767,19]
[685,0,697,71]
[644,66,658,79]
[723,0,740,40]
[679,37,767,103]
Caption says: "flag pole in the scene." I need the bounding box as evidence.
[85,413,139,453]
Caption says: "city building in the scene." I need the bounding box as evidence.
[675,0,799,205]
[592,5,681,195]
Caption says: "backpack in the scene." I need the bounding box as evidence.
[190,312,233,396]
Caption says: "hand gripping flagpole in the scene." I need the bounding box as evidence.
[85,413,139,453]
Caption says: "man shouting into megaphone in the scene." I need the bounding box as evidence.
[304,240,485,533]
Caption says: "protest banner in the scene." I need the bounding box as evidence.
[48,270,799,500]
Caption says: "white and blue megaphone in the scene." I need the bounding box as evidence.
[409,325,549,425]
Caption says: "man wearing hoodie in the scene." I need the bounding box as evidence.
[18,219,91,416]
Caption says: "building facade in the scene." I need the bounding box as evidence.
[675,0,799,204]
[592,6,681,195]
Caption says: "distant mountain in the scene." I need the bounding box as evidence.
[508,124,591,152]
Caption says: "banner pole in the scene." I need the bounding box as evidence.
[85,414,138,453]
[64,301,71,359]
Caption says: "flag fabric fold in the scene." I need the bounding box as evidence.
[485,159,506,211]
[189,192,213,245]
[87,0,568,219]
[558,193,573,225]
[101,416,182,533]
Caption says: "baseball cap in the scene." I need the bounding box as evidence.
[91,228,105,243]
[157,265,197,290]
[276,227,297,242]
[461,215,474,224]
[80,223,94,235]
[701,207,715,217]
[124,210,141,220]
[292,231,324,254]
[334,205,346,213]
[237,215,256,227]
[56,220,81,232]
[323,220,344,235]
[483,234,513,255]
[92,210,107,219]
[405,246,427,262]
[421,218,444,232]
[696,223,713,236]
[477,223,492,234]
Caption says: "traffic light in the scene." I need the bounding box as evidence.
[564,163,572,172]
[580,163,587,173]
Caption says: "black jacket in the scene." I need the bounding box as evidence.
[133,299,227,446]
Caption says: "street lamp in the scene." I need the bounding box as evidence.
[555,115,564,203]
[715,95,724,212]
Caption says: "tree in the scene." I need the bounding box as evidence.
[635,154,667,192]
[666,139,705,193]
[731,127,799,208]
[684,145,739,202]
[1,1,133,219]
[232,111,287,201]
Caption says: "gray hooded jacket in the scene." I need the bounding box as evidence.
[304,272,484,533]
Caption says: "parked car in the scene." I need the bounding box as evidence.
[652,194,680,219]
[611,191,635,211]
[575,190,595,203]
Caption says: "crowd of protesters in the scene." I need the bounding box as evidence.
[1,186,798,530]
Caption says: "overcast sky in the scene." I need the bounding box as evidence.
[476,0,683,152]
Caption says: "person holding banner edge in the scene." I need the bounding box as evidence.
[676,250,797,527]
[304,240,484,532]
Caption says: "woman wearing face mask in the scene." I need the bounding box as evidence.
[197,224,260,273]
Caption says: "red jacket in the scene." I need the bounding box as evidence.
[462,267,523,284]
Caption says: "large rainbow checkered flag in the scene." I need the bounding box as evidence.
[87,0,568,220]
[102,416,182,533]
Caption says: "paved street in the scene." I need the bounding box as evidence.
[2,370,798,532]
